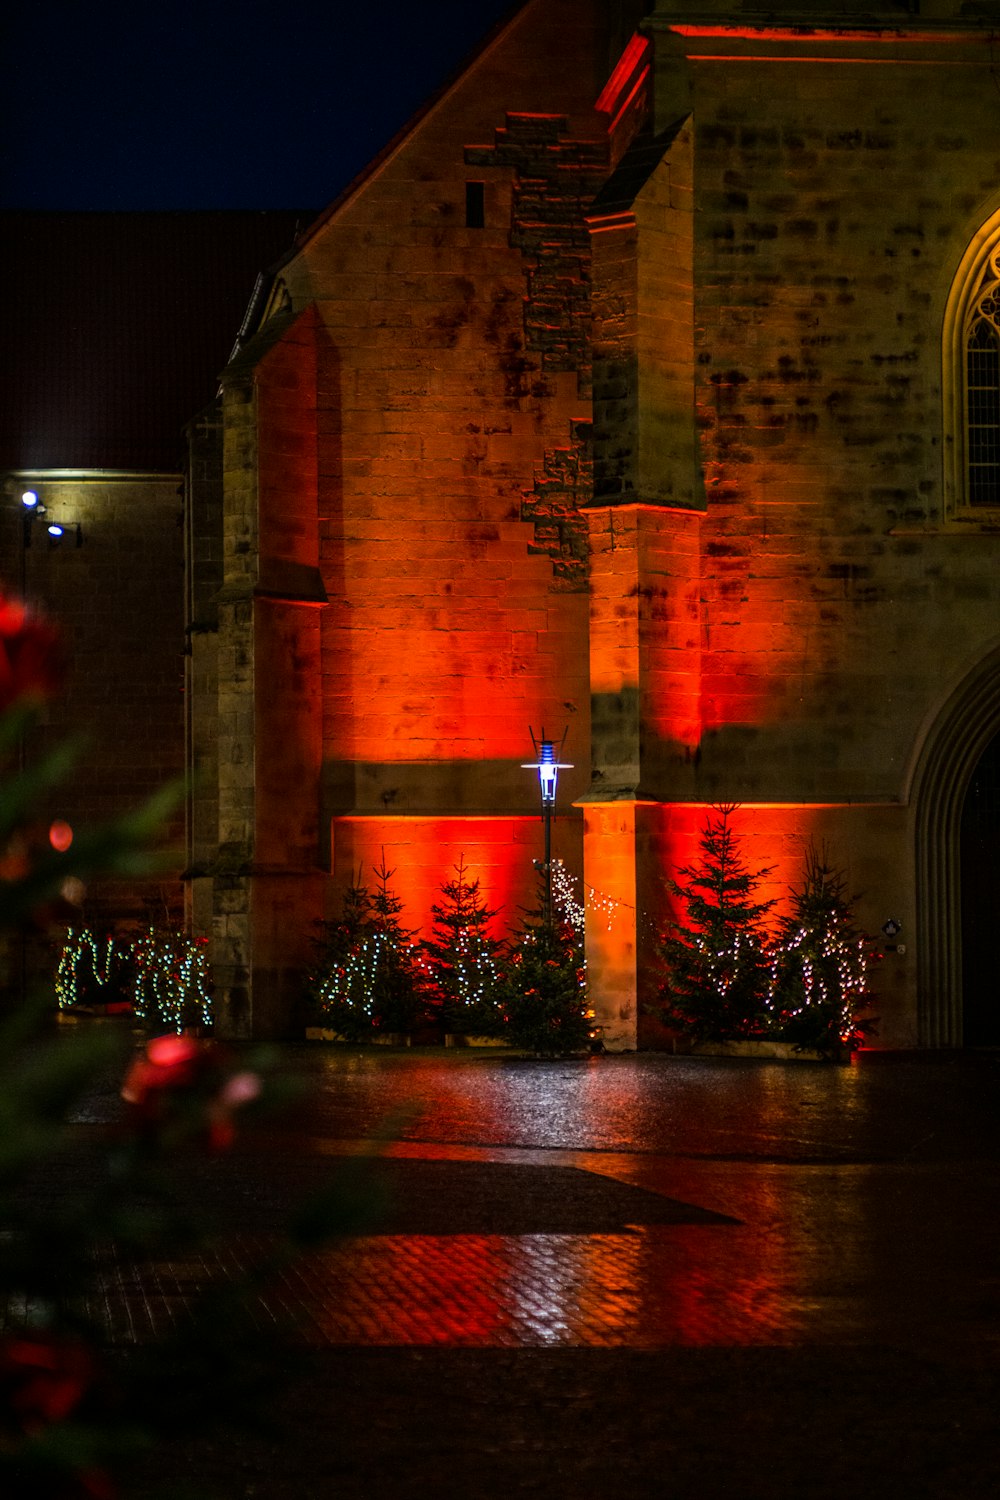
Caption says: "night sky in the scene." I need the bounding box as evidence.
[3,0,519,212]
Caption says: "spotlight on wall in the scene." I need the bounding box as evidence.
[19,489,49,545]
[44,521,83,549]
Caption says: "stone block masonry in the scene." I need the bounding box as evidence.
[7,475,185,939]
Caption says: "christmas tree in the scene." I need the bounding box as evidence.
[422,855,505,1037]
[502,862,592,1054]
[365,855,426,1034]
[307,872,375,1039]
[308,860,424,1039]
[769,847,878,1053]
[657,804,776,1041]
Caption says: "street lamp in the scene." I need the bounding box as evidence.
[523,728,572,926]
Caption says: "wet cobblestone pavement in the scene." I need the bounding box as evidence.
[26,1048,1000,1494]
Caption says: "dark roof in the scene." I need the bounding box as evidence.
[588,120,687,220]
[0,211,313,473]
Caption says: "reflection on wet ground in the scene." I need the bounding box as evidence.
[285,1048,1000,1163]
[59,1048,1000,1358]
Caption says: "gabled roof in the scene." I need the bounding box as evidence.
[286,3,528,258]
[0,211,312,473]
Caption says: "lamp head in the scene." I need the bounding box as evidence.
[522,728,572,809]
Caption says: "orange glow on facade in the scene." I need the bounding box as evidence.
[648,804,828,920]
[330,815,582,942]
[197,0,958,1050]
[321,547,590,770]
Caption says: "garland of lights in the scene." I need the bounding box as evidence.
[131,929,213,1033]
[56,927,213,1033]
[563,860,872,1041]
[448,925,503,1011]
[767,920,871,1045]
[55,928,121,1011]
[314,930,428,1021]
[55,858,872,1046]
[550,858,586,933]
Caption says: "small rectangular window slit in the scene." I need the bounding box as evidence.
[465,181,485,229]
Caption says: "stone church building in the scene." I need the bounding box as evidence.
[190,0,1000,1049]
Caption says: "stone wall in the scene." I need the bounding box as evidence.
[271,0,617,944]
[1,472,185,994]
[184,408,223,938]
[201,1,1000,1044]
[636,12,1000,1043]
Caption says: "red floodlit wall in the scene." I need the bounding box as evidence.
[330,814,583,943]
[280,3,611,859]
[637,800,913,1046]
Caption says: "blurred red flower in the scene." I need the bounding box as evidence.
[0,596,64,715]
[0,1331,94,1433]
[121,1034,261,1150]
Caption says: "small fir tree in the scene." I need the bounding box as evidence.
[307,873,373,1039]
[308,862,423,1039]
[422,855,506,1036]
[502,865,591,1054]
[658,804,776,1041]
[768,847,878,1053]
[365,855,426,1034]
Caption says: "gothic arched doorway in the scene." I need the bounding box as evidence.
[913,644,1000,1047]
[960,729,1000,1046]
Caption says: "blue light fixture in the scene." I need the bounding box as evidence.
[523,728,572,924]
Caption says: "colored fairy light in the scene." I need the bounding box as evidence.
[55,929,119,1010]
[20,490,38,508]
[48,819,73,852]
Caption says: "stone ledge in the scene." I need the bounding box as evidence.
[690,1039,839,1063]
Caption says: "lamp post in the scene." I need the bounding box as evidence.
[523,728,572,928]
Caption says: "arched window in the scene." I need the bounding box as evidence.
[967,311,1000,506]
[944,215,1000,519]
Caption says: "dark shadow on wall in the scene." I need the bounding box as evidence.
[320,756,590,828]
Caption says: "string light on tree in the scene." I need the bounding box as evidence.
[131,929,213,1033]
[55,929,120,1010]
[56,927,213,1032]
